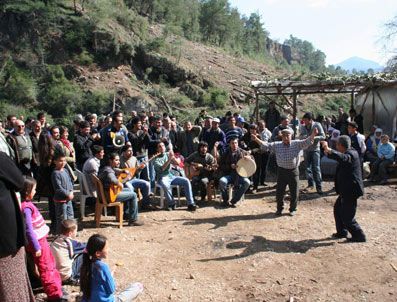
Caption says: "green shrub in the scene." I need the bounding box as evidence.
[81,89,113,114]
[0,60,38,107]
[74,49,94,66]
[202,87,228,109]
[172,94,192,108]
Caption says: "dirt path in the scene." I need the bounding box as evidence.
[37,181,397,301]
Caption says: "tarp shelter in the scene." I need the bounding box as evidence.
[355,83,397,137]
[251,75,397,137]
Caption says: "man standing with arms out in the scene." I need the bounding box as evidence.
[252,128,318,216]
[300,112,326,195]
[321,137,366,242]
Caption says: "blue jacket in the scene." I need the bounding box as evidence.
[377,142,395,160]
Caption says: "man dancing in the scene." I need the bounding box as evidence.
[252,128,318,216]
[321,137,366,242]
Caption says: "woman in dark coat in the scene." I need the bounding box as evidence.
[0,152,35,301]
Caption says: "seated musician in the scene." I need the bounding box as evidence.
[185,141,216,203]
[218,138,251,207]
[98,153,143,226]
[242,124,262,193]
[153,142,198,211]
[119,145,157,211]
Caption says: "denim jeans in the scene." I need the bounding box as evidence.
[304,150,322,190]
[219,174,250,204]
[71,253,84,281]
[126,178,151,206]
[54,201,74,234]
[115,282,144,302]
[148,161,156,194]
[116,188,138,221]
[158,175,195,207]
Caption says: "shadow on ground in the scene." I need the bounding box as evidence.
[199,235,335,261]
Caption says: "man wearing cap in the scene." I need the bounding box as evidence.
[202,117,226,155]
[252,127,319,216]
[321,136,366,242]
[300,112,326,195]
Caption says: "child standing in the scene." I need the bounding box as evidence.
[51,153,75,234]
[50,219,86,284]
[80,234,144,302]
[21,177,66,301]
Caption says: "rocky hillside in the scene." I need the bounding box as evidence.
[0,1,346,123]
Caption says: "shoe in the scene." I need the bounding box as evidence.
[289,210,296,216]
[275,210,282,216]
[317,190,325,196]
[230,202,237,208]
[379,179,388,185]
[188,204,198,211]
[141,204,159,211]
[252,188,257,194]
[346,237,366,243]
[128,220,144,226]
[165,205,174,211]
[331,233,348,239]
[222,200,232,208]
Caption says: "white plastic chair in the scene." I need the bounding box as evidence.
[154,183,181,209]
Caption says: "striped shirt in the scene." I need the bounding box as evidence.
[260,137,313,169]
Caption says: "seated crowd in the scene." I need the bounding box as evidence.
[0,104,396,301]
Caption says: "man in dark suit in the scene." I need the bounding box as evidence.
[321,136,366,242]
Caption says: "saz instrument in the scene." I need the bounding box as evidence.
[109,153,160,203]
[184,162,218,180]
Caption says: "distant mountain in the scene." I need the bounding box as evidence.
[336,56,383,72]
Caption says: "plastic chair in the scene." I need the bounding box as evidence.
[75,169,95,218]
[91,175,124,228]
[154,183,181,209]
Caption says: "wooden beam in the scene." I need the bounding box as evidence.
[372,91,376,125]
[359,91,370,115]
[255,90,259,123]
[292,91,298,139]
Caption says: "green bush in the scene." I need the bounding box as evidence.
[81,89,113,114]
[172,94,192,108]
[74,49,94,66]
[202,87,228,109]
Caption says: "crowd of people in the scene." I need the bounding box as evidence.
[0,102,396,301]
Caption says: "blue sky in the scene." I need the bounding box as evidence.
[229,0,397,66]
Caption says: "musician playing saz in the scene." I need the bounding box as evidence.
[98,153,143,226]
[218,138,252,207]
[185,141,216,203]
[153,142,198,211]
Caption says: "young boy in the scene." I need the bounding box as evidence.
[51,153,75,234]
[50,220,86,284]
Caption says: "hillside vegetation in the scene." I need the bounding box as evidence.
[0,0,347,123]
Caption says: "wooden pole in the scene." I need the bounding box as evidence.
[292,91,298,139]
[350,91,355,109]
[255,90,260,123]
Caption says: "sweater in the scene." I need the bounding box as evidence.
[82,259,115,302]
[22,201,50,252]
[51,169,74,202]
[50,235,86,281]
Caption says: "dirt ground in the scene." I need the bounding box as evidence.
[36,180,397,302]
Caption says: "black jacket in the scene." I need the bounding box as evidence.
[0,152,25,256]
[74,132,94,166]
[328,148,364,199]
